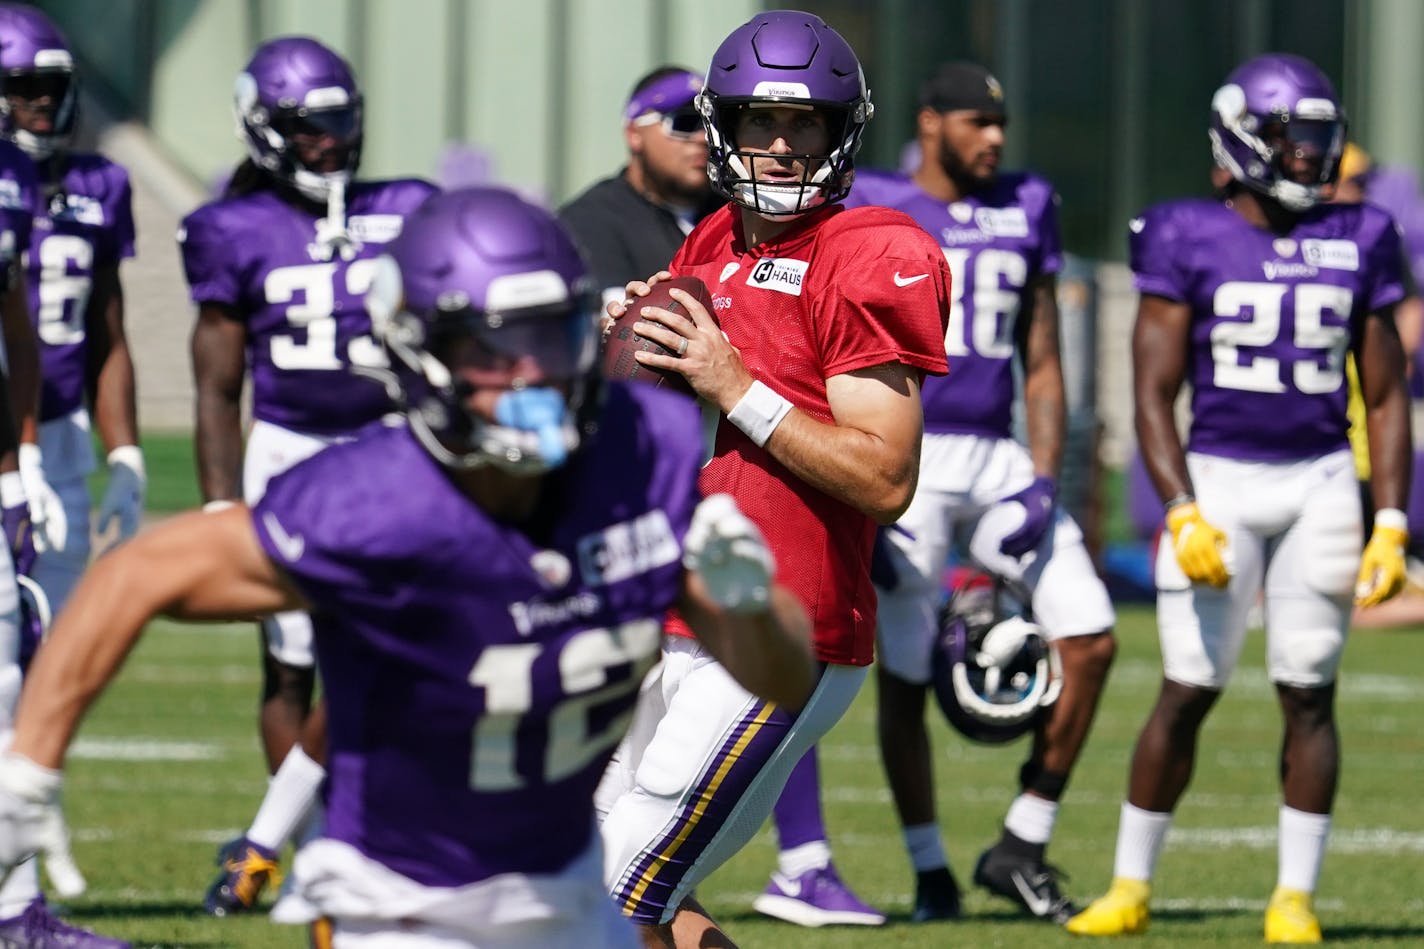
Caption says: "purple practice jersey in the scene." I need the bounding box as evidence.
[24,153,132,421]
[1130,198,1406,461]
[846,169,1062,438]
[252,382,701,888]
[179,178,437,435]
[0,141,38,295]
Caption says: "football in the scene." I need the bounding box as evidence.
[601,276,715,395]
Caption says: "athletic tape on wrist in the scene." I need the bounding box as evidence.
[726,380,793,448]
[107,444,145,477]
[0,471,23,507]
[1375,507,1409,533]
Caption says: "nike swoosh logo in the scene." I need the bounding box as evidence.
[772,873,802,898]
[262,511,306,562]
[1011,870,1054,917]
[893,272,929,287]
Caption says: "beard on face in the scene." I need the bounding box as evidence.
[938,137,996,192]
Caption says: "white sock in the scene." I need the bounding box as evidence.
[1113,802,1173,882]
[778,840,831,878]
[1277,805,1331,893]
[1004,793,1060,846]
[246,745,326,852]
[0,857,38,918]
[902,822,948,872]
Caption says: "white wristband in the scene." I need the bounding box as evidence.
[726,380,793,449]
[202,499,237,514]
[0,471,22,507]
[1375,507,1409,532]
[106,445,145,478]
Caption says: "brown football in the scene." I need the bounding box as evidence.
[601,276,715,396]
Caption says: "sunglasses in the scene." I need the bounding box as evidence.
[634,107,704,141]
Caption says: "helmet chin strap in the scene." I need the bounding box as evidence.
[1269,179,1321,212]
[726,154,832,220]
[11,128,59,161]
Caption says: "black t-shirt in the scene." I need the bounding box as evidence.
[558,172,721,295]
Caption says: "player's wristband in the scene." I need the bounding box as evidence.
[106,445,145,477]
[1375,507,1409,532]
[0,471,23,507]
[727,380,794,448]
[1163,492,1195,514]
[202,499,237,514]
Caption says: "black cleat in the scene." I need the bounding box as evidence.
[973,844,1076,923]
[912,866,962,922]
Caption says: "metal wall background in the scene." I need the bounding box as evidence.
[33,0,1424,259]
[37,0,756,204]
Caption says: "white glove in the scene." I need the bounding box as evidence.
[16,444,65,555]
[95,445,146,541]
[0,751,85,897]
[683,493,776,613]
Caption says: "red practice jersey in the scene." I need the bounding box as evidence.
[666,202,950,665]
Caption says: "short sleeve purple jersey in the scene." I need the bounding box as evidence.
[252,382,702,888]
[25,153,135,421]
[846,169,1062,437]
[1130,198,1406,461]
[0,142,38,288]
[179,178,438,435]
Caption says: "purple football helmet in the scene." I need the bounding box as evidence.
[1209,53,1346,212]
[697,10,873,218]
[0,3,78,160]
[930,569,1062,744]
[365,187,601,473]
[235,36,362,204]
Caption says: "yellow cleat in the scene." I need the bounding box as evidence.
[1064,877,1151,936]
[1265,887,1322,944]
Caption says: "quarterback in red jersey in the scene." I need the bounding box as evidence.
[596,11,950,948]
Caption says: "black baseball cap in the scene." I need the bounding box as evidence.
[919,62,1007,116]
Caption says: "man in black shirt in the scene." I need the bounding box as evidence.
[559,66,721,302]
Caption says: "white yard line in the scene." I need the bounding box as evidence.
[70,738,228,761]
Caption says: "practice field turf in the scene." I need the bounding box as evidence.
[49,601,1424,947]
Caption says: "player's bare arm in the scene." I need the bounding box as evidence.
[9,505,306,770]
[83,263,138,451]
[637,287,925,524]
[1132,292,1194,501]
[1,268,38,445]
[1020,272,1066,478]
[1358,302,1412,512]
[191,302,247,502]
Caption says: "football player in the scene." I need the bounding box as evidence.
[596,11,951,947]
[179,36,436,915]
[0,4,141,620]
[1067,53,1411,943]
[0,186,814,949]
[837,61,1117,924]
[0,9,131,947]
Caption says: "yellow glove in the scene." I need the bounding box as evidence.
[1355,509,1409,607]
[1165,500,1231,588]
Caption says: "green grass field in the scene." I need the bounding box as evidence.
[47,603,1424,947]
[50,436,1424,945]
